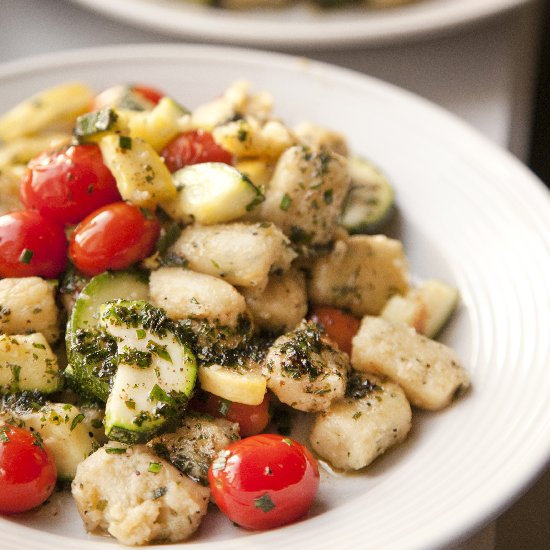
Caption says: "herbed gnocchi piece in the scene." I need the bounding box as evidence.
[72,445,210,545]
[351,316,470,410]
[310,372,411,471]
[0,78,468,545]
[169,221,296,290]
[264,320,349,412]
[308,234,410,316]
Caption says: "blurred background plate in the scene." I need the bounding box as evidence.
[66,0,533,48]
[0,44,549,549]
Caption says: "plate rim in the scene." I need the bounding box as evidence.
[65,0,535,49]
[0,43,549,550]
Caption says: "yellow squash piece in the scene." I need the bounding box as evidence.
[99,134,176,208]
[198,363,266,406]
[0,82,94,141]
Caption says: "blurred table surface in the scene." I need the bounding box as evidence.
[1,0,549,548]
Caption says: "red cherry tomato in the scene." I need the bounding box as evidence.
[69,202,160,276]
[0,425,57,514]
[209,434,319,530]
[161,130,233,173]
[131,85,164,105]
[0,210,67,278]
[190,391,271,437]
[90,84,165,112]
[20,144,120,225]
[308,305,361,355]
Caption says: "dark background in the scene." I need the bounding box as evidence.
[529,1,550,188]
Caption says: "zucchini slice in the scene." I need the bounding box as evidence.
[380,279,459,338]
[65,271,149,402]
[100,300,197,444]
[163,162,264,224]
[340,155,394,234]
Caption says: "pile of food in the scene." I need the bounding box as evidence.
[0,80,469,545]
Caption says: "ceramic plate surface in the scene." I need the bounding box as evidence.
[0,44,549,550]
[66,0,532,48]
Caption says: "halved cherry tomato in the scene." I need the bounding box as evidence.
[190,390,271,437]
[90,84,165,112]
[308,305,361,355]
[69,202,160,276]
[209,434,319,530]
[161,130,233,173]
[0,425,57,514]
[0,210,67,278]
[20,144,121,225]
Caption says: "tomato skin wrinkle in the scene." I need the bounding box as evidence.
[0,425,56,514]
[209,434,319,530]
[69,201,160,276]
[0,210,67,278]
[20,144,120,225]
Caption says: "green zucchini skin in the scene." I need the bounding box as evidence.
[64,270,149,402]
[100,300,197,444]
[340,156,395,235]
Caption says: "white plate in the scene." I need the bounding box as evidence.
[67,0,532,48]
[1,44,549,550]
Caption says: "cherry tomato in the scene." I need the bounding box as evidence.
[0,210,67,278]
[90,84,165,112]
[69,202,160,276]
[161,130,233,173]
[131,85,164,105]
[0,425,57,514]
[209,434,319,530]
[308,305,361,355]
[190,390,271,437]
[21,144,121,225]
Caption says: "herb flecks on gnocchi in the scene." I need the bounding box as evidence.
[0,79,469,543]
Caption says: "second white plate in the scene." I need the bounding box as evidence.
[66,0,533,48]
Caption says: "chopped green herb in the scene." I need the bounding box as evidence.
[119,136,132,150]
[105,447,127,454]
[125,399,136,410]
[210,258,220,270]
[279,193,293,212]
[146,341,172,363]
[149,384,175,405]
[0,427,10,443]
[282,437,293,446]
[136,329,146,340]
[32,431,45,450]
[70,413,85,431]
[148,462,162,474]
[254,493,276,513]
[32,342,46,350]
[19,248,34,264]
